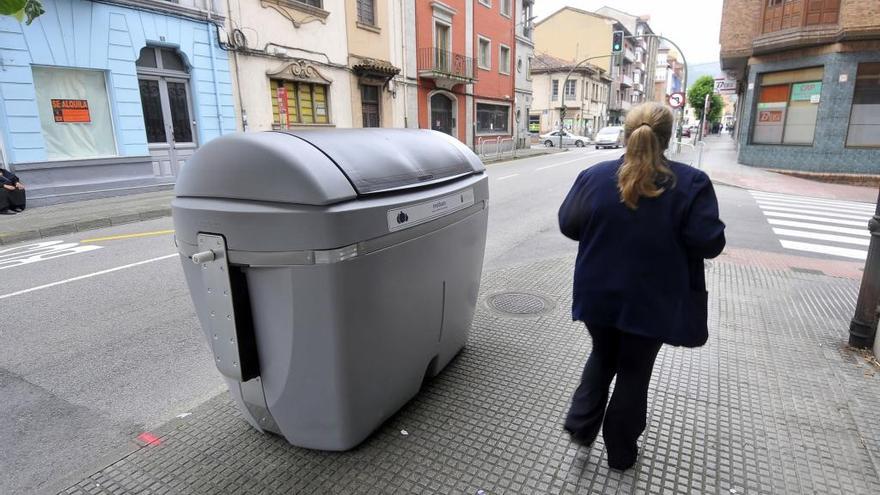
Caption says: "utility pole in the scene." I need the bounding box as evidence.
[697,93,710,142]
[849,185,880,349]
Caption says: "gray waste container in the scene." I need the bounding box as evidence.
[173,129,489,450]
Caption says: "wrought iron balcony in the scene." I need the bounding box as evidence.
[418,47,476,89]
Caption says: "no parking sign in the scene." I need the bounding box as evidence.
[668,92,685,108]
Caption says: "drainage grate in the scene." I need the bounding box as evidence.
[488,292,549,315]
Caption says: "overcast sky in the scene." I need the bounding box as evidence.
[533,0,724,65]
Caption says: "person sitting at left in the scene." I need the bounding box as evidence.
[0,167,26,213]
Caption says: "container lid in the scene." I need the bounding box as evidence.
[175,129,484,206]
[285,129,484,195]
[174,132,358,206]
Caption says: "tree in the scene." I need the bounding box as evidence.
[0,0,45,25]
[687,75,724,124]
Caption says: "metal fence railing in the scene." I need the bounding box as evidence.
[478,136,516,160]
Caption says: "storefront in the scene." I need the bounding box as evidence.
[0,0,235,205]
[737,51,880,174]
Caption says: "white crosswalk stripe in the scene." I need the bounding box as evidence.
[750,190,873,260]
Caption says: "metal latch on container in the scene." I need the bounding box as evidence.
[192,250,216,264]
[195,233,258,382]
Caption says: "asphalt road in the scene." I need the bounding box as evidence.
[0,148,804,493]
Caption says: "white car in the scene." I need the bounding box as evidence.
[540,130,590,147]
[594,126,625,149]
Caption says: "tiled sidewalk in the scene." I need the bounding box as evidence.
[57,253,880,494]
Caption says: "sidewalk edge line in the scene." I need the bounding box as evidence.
[0,208,173,246]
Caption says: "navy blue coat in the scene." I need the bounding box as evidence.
[558,158,726,347]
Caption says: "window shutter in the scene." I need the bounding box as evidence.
[357,0,375,25]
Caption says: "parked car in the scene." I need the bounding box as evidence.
[540,130,590,147]
[594,126,624,149]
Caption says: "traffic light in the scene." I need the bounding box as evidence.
[612,31,623,54]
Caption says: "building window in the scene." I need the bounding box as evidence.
[805,0,840,26]
[499,45,511,74]
[521,1,533,38]
[763,0,838,33]
[357,0,375,25]
[528,114,540,133]
[526,57,532,81]
[478,37,491,70]
[501,0,511,17]
[752,67,824,145]
[296,0,323,8]
[361,84,380,128]
[476,103,509,134]
[551,79,559,100]
[564,80,576,100]
[846,63,880,148]
[32,67,117,160]
[270,79,330,127]
[478,0,491,7]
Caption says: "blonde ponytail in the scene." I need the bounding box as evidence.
[617,102,676,209]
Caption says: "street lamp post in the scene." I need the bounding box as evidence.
[849,185,880,349]
[559,54,614,148]
[558,34,689,149]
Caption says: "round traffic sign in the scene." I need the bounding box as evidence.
[668,92,685,108]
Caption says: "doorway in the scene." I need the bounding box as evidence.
[430,92,455,136]
[136,47,197,177]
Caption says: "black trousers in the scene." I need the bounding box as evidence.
[564,325,662,468]
[2,188,25,211]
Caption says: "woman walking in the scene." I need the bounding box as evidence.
[558,102,726,470]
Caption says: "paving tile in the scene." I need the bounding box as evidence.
[57,257,880,494]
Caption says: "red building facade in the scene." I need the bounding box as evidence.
[415,0,516,149]
[416,0,473,145]
[473,0,516,149]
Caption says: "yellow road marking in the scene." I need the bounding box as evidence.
[80,229,175,243]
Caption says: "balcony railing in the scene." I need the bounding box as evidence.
[418,47,475,82]
[762,0,839,34]
[619,74,633,87]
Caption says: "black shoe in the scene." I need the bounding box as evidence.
[564,427,594,448]
[607,453,637,471]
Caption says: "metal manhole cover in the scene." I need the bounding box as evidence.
[488,292,549,315]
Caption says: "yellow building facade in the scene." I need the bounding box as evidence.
[533,7,614,72]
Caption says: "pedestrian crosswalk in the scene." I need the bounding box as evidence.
[750,190,874,260]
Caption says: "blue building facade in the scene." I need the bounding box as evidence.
[0,0,236,205]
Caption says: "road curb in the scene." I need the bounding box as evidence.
[709,177,747,190]
[0,207,173,245]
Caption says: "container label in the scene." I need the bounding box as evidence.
[387,188,475,232]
